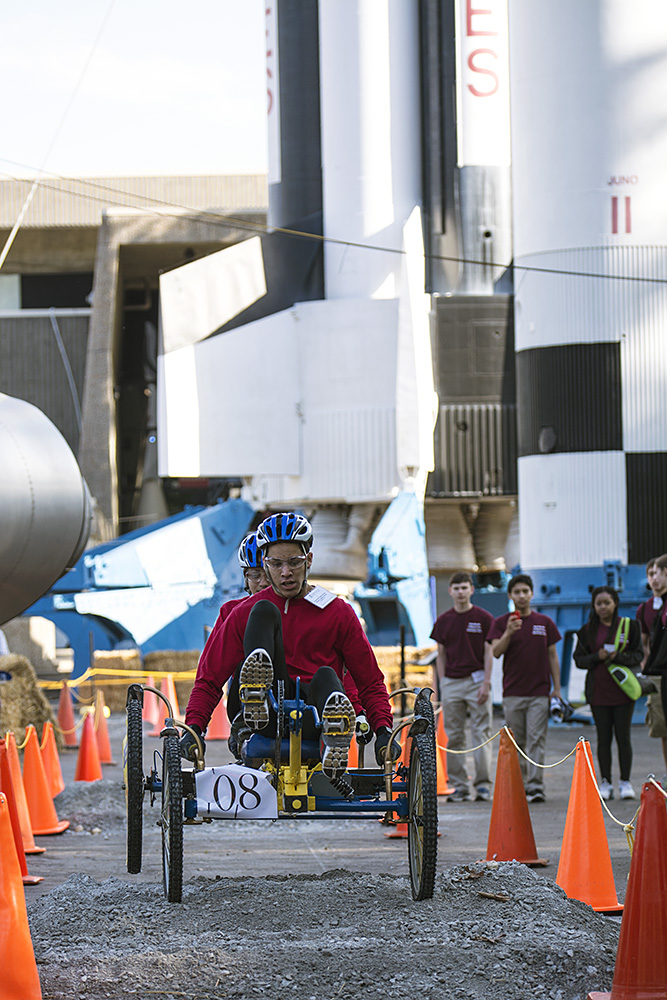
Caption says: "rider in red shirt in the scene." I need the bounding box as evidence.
[184,513,394,778]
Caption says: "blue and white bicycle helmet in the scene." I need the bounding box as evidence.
[237,532,262,569]
[256,512,313,553]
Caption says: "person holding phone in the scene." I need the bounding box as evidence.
[574,586,642,800]
[488,575,561,803]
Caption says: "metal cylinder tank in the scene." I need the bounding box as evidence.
[509,0,667,571]
[0,393,91,624]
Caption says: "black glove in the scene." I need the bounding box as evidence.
[355,714,374,745]
[375,726,400,766]
[179,724,205,762]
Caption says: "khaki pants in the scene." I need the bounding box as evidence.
[440,675,493,791]
[502,695,549,793]
[646,691,667,739]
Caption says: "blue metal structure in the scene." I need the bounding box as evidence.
[355,491,434,648]
[24,498,255,677]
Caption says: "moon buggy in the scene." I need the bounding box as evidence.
[123,681,438,903]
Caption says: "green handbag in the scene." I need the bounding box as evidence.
[607,617,642,701]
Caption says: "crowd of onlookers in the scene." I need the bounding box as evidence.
[430,559,667,804]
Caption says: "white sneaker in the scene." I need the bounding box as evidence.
[599,779,614,801]
[619,780,636,800]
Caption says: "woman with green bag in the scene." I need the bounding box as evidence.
[574,586,643,801]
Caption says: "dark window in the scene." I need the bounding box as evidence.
[21,273,93,309]
[626,453,667,564]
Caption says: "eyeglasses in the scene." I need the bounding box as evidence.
[245,570,264,581]
[264,556,307,570]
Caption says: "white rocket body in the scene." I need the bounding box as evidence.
[510,0,667,569]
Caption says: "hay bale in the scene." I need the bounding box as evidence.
[89,650,143,713]
[373,645,437,694]
[0,654,56,745]
[143,651,200,713]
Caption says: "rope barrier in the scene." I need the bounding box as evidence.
[648,775,667,799]
[52,715,86,737]
[501,725,579,769]
[433,721,653,855]
[39,666,198,690]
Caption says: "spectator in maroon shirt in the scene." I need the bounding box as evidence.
[488,574,561,803]
[575,586,642,801]
[430,572,494,802]
[643,554,667,777]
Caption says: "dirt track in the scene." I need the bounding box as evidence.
[21,709,664,999]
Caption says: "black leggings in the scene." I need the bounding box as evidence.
[227,600,344,740]
[590,702,635,782]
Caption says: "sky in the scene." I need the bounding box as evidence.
[0,0,268,179]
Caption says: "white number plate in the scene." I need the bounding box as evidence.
[194,764,278,820]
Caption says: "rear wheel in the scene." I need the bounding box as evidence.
[407,733,438,900]
[124,695,144,874]
[161,734,184,902]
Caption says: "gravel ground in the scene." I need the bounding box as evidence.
[23,747,626,1000]
[28,858,620,1000]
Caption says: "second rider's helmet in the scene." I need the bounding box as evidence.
[256,512,313,553]
[237,532,262,569]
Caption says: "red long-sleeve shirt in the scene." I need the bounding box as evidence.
[185,587,391,732]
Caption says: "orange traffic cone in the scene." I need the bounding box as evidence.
[57,681,78,747]
[40,721,65,798]
[207,696,231,740]
[161,674,181,720]
[94,691,115,764]
[0,740,43,885]
[348,734,359,769]
[0,793,43,999]
[557,740,623,914]
[485,728,549,866]
[74,712,103,782]
[588,779,667,1000]
[4,733,45,855]
[435,711,455,796]
[385,736,411,839]
[142,675,160,728]
[22,725,69,835]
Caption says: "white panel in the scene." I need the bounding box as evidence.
[514,247,639,351]
[194,309,300,477]
[510,0,667,254]
[518,453,627,569]
[158,308,300,478]
[618,249,667,452]
[319,0,421,299]
[159,292,436,501]
[296,298,400,500]
[0,275,20,309]
[396,207,437,491]
[301,408,397,501]
[455,0,510,166]
[158,347,201,477]
[159,238,266,353]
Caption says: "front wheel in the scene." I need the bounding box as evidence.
[124,691,144,874]
[407,733,438,900]
[161,733,184,902]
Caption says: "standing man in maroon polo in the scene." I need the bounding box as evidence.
[431,572,494,802]
[489,574,561,803]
